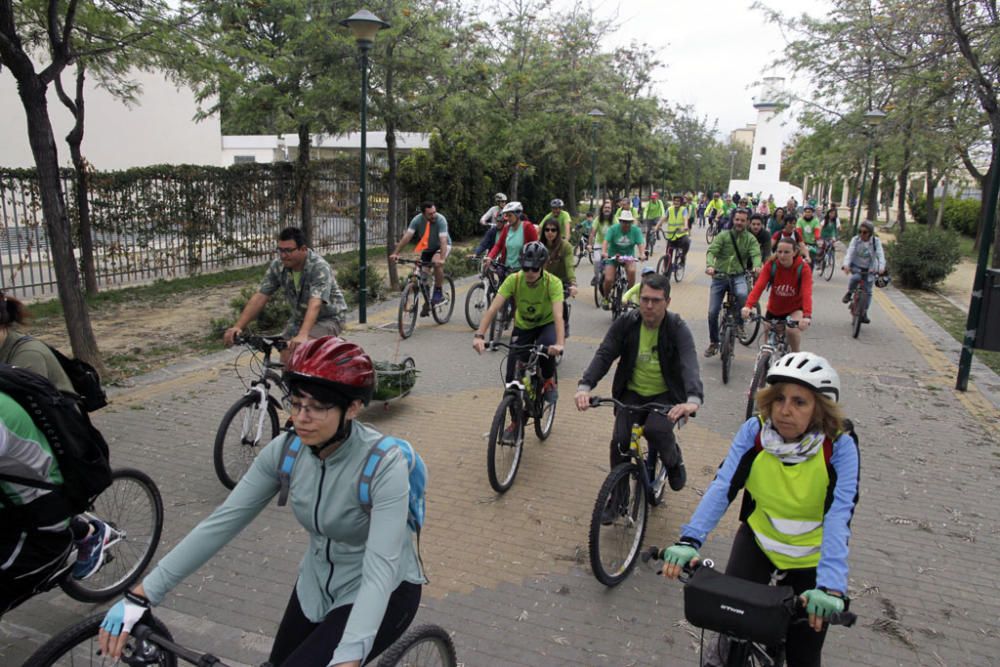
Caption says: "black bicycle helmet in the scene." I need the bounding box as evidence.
[520,241,549,270]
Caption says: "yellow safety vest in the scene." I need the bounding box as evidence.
[664,206,690,240]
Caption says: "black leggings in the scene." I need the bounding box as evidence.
[610,390,681,470]
[268,581,422,666]
[505,323,558,383]
[725,523,828,667]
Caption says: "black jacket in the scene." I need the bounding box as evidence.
[578,310,704,406]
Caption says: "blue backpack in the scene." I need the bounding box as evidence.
[276,432,427,535]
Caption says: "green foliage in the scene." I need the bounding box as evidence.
[209,285,292,339]
[335,257,388,307]
[909,195,980,237]
[444,250,478,279]
[885,226,962,289]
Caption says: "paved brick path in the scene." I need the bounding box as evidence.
[3,241,998,666]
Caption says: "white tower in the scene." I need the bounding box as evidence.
[727,77,802,203]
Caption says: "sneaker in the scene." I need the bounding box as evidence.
[72,519,109,580]
[542,378,558,404]
[601,297,611,311]
[703,343,718,358]
[431,289,444,305]
[500,422,519,445]
[590,276,598,287]
[842,292,851,304]
[667,461,687,491]
[861,315,871,324]
[419,304,430,317]
[736,323,746,340]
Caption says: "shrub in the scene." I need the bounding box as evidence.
[444,250,478,279]
[910,194,980,237]
[335,257,388,306]
[885,226,962,289]
[208,286,292,338]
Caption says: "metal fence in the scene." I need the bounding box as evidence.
[0,164,394,300]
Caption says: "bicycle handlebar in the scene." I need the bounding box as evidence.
[586,396,692,425]
[395,257,435,267]
[234,333,287,352]
[488,341,557,358]
[747,313,800,327]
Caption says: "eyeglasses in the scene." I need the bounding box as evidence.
[639,296,666,305]
[288,399,335,419]
[543,227,558,233]
[276,246,300,255]
[522,266,541,273]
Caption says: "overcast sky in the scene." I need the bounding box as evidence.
[574,0,833,138]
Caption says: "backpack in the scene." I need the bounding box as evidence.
[276,432,427,534]
[0,364,113,519]
[9,336,108,412]
[767,258,804,291]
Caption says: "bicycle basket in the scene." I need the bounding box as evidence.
[684,567,795,645]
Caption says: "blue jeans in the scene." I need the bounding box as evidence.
[848,265,875,315]
[707,274,748,344]
[474,226,498,256]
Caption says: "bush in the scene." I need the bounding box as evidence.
[910,194,980,237]
[208,286,293,338]
[335,257,388,307]
[885,226,962,289]
[444,250,478,279]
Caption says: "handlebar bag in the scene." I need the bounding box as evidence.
[684,566,795,645]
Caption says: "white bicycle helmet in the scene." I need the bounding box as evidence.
[618,210,635,222]
[766,352,840,402]
[502,201,523,215]
[495,192,508,202]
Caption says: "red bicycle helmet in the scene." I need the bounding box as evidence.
[284,337,375,405]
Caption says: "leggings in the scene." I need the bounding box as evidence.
[506,323,558,383]
[269,581,422,666]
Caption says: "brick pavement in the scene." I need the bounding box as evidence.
[2,240,999,666]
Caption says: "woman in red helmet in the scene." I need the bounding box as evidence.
[98,337,426,667]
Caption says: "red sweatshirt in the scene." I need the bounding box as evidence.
[746,255,813,318]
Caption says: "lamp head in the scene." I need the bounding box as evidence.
[340,9,390,46]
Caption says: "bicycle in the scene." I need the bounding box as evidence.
[214,334,287,490]
[847,268,872,339]
[644,223,661,257]
[572,224,593,267]
[586,396,685,587]
[656,237,687,283]
[815,239,836,281]
[4,468,163,615]
[642,551,856,667]
[744,314,799,420]
[484,342,558,493]
[396,257,456,339]
[713,273,759,385]
[23,612,457,667]
[599,255,636,320]
[464,256,505,332]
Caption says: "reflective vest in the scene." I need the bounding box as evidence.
[744,430,829,570]
[664,206,690,240]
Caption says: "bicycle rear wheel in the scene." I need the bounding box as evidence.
[745,351,772,420]
[60,468,164,603]
[22,612,177,667]
[589,462,648,587]
[673,256,686,283]
[533,374,556,441]
[739,302,761,346]
[398,283,420,339]
[487,394,524,493]
[464,282,488,330]
[431,275,455,324]
[213,393,280,489]
[377,624,458,667]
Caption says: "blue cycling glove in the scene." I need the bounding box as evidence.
[100,592,149,637]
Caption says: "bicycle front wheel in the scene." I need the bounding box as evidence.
[489,300,514,346]
[673,256,686,283]
[720,324,733,385]
[60,468,164,603]
[487,394,524,493]
[23,612,177,667]
[533,374,556,441]
[213,393,279,489]
[464,282,488,330]
[706,224,716,243]
[377,624,458,667]
[589,462,648,587]
[656,253,670,276]
[431,275,456,324]
[823,247,836,281]
[398,283,420,339]
[745,351,772,420]
[739,302,761,346]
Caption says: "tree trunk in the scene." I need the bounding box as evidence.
[17,76,103,371]
[509,170,519,201]
[925,162,937,225]
[865,159,880,221]
[566,165,578,218]
[624,150,632,196]
[58,65,98,294]
[935,179,948,227]
[297,123,312,245]
[895,167,908,232]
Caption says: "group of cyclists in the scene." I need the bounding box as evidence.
[0,186,885,665]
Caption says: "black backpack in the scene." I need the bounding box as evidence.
[0,364,112,519]
[10,336,107,412]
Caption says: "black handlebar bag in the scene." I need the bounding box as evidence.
[684,566,795,645]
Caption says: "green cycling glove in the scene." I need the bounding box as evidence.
[662,544,699,568]
[801,589,844,618]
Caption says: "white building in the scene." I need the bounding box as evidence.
[727,77,803,203]
[222,132,430,166]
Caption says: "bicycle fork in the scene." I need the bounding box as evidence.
[243,383,271,446]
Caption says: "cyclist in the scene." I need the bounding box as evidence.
[643,192,666,249]
[748,212,772,262]
[796,205,822,268]
[473,192,508,257]
[704,192,725,228]
[600,210,646,308]
[613,196,639,224]
[225,227,348,360]
[485,201,539,273]
[540,198,573,240]
[742,236,813,352]
[767,206,786,236]
[0,293,109,587]
[390,201,453,310]
[841,220,886,324]
[623,266,657,306]
[575,271,702,498]
[540,220,577,336]
[472,242,564,404]
[772,215,808,258]
[660,352,859,666]
[704,208,762,357]
[696,193,708,227]
[98,337,426,666]
[590,201,616,287]
[656,193,691,269]
[818,207,839,258]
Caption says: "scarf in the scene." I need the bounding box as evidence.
[759,419,824,463]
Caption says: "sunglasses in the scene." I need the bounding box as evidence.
[543,227,558,232]
[522,266,541,273]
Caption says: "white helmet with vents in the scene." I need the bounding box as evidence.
[766,352,840,402]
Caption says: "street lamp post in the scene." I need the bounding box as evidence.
[587,109,605,212]
[341,9,389,325]
[694,153,702,195]
[851,108,887,234]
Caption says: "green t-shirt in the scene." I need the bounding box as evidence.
[497,271,564,330]
[644,199,666,221]
[292,271,302,291]
[797,217,821,245]
[603,223,645,257]
[626,325,668,396]
[540,210,572,236]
